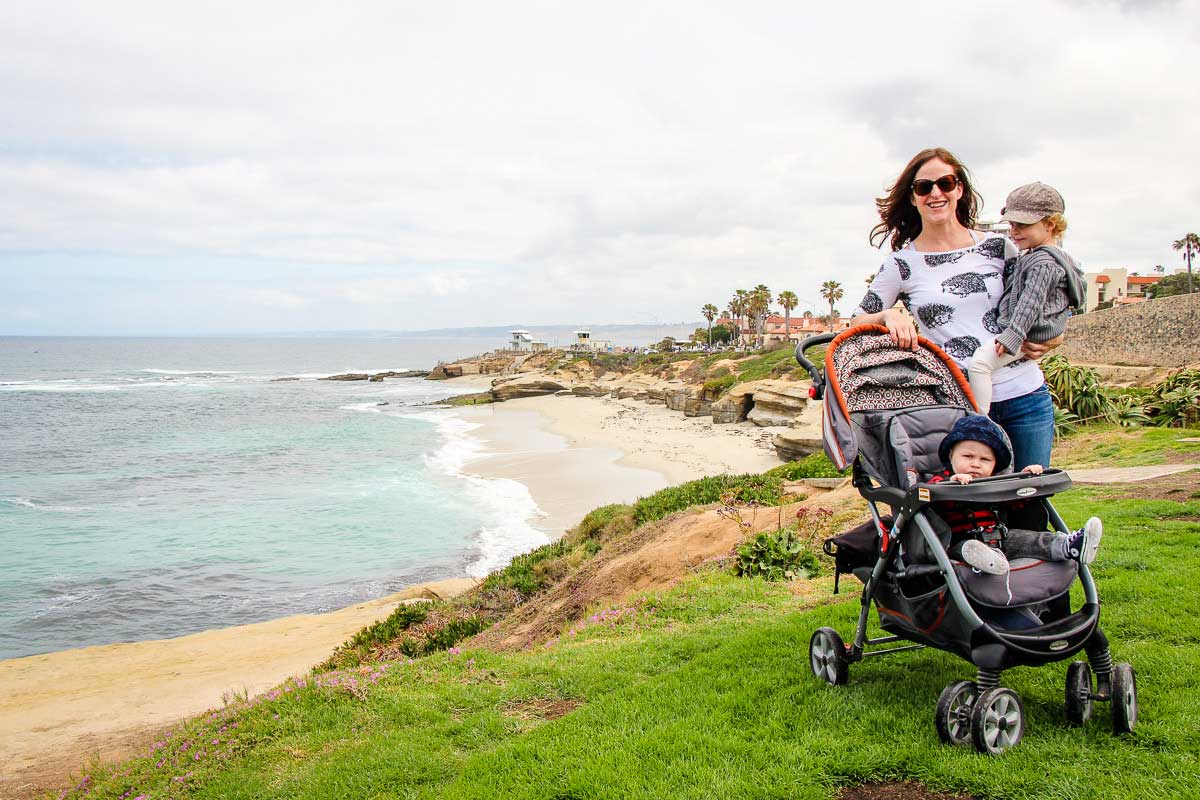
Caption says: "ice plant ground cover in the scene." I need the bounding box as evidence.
[54,431,1200,799]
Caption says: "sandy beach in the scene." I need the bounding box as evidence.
[1,379,788,798]
[456,393,787,523]
[0,578,475,798]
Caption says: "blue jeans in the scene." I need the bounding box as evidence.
[989,383,1055,470]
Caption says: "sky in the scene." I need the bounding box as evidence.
[2,0,1198,335]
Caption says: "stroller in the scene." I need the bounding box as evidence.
[795,326,1137,754]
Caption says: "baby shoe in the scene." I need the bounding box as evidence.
[961,539,1010,575]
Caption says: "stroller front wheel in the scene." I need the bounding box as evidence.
[970,687,1025,755]
[1111,663,1138,734]
[809,627,849,686]
[1065,661,1094,726]
[935,680,977,746]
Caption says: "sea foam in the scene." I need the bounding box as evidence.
[417,411,550,577]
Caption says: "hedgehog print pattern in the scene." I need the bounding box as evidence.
[858,290,884,315]
[940,272,996,297]
[917,303,955,328]
[982,307,1004,334]
[924,252,965,267]
[974,238,1006,259]
[893,256,912,280]
[943,336,982,360]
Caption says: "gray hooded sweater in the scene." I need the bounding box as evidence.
[994,244,1086,355]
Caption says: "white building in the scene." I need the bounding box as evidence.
[572,329,612,353]
[510,329,548,352]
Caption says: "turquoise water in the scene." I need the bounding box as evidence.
[0,337,547,659]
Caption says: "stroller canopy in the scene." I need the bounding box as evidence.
[821,325,976,472]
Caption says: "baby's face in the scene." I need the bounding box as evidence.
[950,440,997,479]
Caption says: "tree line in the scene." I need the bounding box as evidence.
[694,281,846,348]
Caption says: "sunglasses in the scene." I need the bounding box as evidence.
[912,174,960,196]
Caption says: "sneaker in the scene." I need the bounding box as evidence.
[960,539,1010,575]
[1067,517,1103,564]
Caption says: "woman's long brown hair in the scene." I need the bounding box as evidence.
[869,147,982,252]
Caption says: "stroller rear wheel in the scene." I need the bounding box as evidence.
[970,687,1025,755]
[1065,661,1093,726]
[935,680,977,746]
[1111,663,1138,734]
[809,627,848,686]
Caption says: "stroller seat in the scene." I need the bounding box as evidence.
[950,558,1077,608]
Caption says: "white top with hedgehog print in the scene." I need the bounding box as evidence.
[851,232,1044,404]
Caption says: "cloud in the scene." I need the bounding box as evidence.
[1,0,1197,334]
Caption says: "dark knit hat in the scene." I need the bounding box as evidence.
[938,415,1012,473]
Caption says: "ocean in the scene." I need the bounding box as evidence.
[0,336,551,660]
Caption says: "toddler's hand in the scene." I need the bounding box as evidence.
[950,473,974,484]
[1022,464,1044,476]
[995,341,1007,357]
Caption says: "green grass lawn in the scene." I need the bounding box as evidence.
[1053,424,1200,468]
[62,487,1200,800]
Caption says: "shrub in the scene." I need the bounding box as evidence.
[571,503,635,543]
[1145,369,1200,428]
[1041,354,1116,422]
[702,373,739,398]
[734,528,820,581]
[481,538,573,596]
[1053,406,1080,437]
[632,473,785,525]
[320,602,430,670]
[766,453,847,480]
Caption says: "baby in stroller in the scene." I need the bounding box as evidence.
[928,415,1102,576]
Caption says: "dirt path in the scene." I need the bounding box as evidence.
[1066,464,1200,484]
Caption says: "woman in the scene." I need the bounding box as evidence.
[850,147,1058,470]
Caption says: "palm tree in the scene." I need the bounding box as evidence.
[778,290,798,344]
[1173,233,1199,295]
[701,303,719,346]
[734,289,751,346]
[750,284,771,347]
[820,280,844,332]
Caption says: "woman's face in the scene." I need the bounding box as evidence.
[912,158,963,227]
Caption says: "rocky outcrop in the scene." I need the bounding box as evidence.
[571,385,609,397]
[746,383,810,427]
[773,432,824,462]
[490,377,568,401]
[711,393,753,424]
[427,365,462,380]
[325,369,432,382]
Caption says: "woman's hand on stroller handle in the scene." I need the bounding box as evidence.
[850,309,918,350]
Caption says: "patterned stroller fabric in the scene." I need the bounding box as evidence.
[821,326,976,470]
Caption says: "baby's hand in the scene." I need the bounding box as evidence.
[1023,464,1044,476]
[995,341,1007,357]
[950,473,974,484]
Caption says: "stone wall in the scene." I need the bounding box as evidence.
[1060,291,1200,367]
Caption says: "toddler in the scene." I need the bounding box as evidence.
[968,182,1086,411]
[925,415,1101,576]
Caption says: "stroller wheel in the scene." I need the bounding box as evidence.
[1065,661,1093,726]
[970,687,1025,755]
[1111,663,1138,734]
[935,680,977,746]
[809,627,848,686]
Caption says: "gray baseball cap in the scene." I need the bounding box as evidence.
[1000,182,1065,224]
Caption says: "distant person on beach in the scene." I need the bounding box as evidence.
[850,147,1061,470]
[966,182,1084,411]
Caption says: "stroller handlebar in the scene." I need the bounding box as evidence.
[795,333,838,399]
